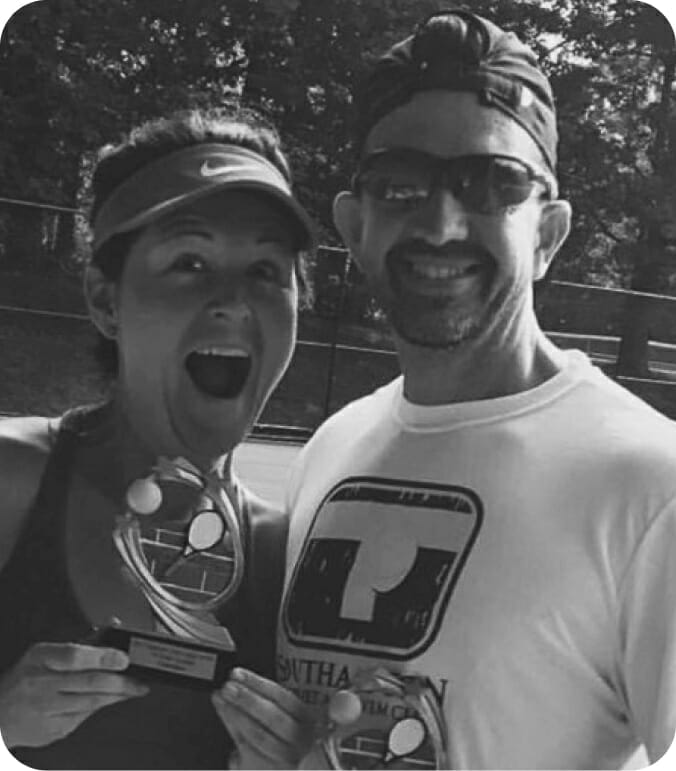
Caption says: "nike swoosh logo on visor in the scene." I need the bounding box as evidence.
[200,160,270,178]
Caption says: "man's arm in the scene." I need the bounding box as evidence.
[619,495,676,763]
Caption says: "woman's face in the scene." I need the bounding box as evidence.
[93,189,299,465]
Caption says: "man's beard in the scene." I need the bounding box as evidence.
[381,291,486,348]
[376,239,497,350]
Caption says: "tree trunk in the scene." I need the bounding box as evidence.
[52,212,75,269]
[616,45,675,377]
[616,252,664,377]
[0,205,46,273]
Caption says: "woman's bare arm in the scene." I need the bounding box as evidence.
[0,416,56,573]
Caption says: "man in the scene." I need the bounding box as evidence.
[271,8,676,770]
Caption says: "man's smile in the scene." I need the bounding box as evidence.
[406,259,483,280]
[388,249,492,299]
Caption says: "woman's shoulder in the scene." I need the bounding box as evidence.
[0,415,61,569]
[0,414,58,469]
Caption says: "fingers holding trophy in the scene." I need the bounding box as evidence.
[94,456,243,689]
[322,668,449,770]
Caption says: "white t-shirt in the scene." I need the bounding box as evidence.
[277,351,676,769]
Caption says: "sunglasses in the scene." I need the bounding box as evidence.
[353,149,553,215]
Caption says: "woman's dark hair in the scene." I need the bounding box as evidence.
[88,105,308,375]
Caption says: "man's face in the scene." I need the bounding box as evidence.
[91,190,298,463]
[335,91,569,350]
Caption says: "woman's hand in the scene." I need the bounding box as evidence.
[212,668,318,769]
[0,642,149,749]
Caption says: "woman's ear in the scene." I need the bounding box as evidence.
[333,191,365,270]
[84,263,118,340]
[533,199,572,281]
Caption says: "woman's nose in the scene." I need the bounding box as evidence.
[206,283,252,323]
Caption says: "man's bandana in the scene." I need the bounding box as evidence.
[355,9,558,175]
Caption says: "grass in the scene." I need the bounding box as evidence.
[0,269,674,425]
[0,270,400,427]
[0,311,106,415]
[0,309,401,427]
[0,309,400,428]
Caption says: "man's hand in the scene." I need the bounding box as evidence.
[212,668,318,769]
[0,642,149,749]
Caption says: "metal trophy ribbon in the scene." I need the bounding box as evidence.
[322,668,449,770]
[104,456,242,687]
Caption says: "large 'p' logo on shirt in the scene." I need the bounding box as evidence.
[283,478,483,660]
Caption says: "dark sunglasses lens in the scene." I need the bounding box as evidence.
[357,152,434,204]
[357,152,540,213]
[459,157,536,213]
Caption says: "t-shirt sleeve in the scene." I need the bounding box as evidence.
[283,438,315,574]
[284,442,309,519]
[619,495,676,763]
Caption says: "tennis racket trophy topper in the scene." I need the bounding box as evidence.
[98,456,242,687]
[322,668,449,770]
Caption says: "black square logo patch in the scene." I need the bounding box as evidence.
[283,477,483,660]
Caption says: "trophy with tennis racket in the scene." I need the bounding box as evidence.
[322,668,449,770]
[95,456,242,688]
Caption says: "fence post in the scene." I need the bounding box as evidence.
[322,249,352,420]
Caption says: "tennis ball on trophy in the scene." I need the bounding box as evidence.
[328,689,362,726]
[126,477,162,515]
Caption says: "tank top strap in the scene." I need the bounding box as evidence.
[219,487,288,678]
[20,403,110,555]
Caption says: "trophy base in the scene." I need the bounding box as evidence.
[89,624,236,689]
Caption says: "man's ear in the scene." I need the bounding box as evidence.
[333,191,365,270]
[83,263,118,339]
[533,199,572,281]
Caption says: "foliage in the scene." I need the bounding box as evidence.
[0,0,674,304]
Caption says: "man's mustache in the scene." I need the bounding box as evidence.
[386,239,494,264]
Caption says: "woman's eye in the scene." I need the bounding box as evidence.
[170,254,207,273]
[249,260,284,283]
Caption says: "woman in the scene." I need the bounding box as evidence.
[0,107,315,769]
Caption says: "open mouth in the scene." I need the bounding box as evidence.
[185,347,252,399]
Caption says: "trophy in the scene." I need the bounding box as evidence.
[322,668,449,770]
[94,456,242,688]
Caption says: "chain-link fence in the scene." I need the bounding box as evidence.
[1,199,675,431]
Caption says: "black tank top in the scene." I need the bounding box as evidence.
[0,406,287,769]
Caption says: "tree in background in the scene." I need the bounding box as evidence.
[0,0,674,319]
[0,0,253,271]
